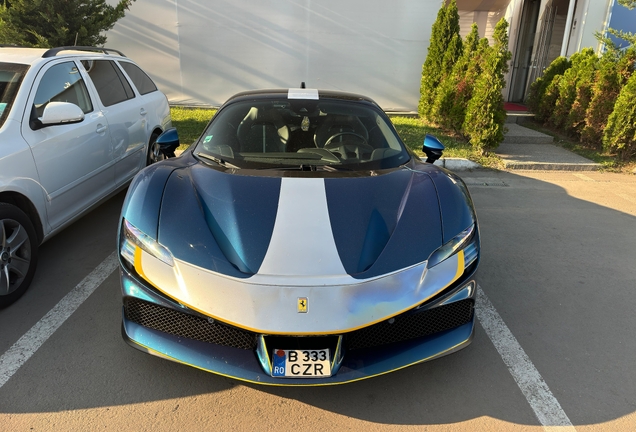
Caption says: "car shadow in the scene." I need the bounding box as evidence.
[1,169,635,429]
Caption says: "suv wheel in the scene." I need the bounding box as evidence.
[147,131,164,165]
[0,203,38,308]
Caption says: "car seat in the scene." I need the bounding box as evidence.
[237,107,289,153]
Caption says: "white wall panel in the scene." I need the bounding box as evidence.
[106,0,443,111]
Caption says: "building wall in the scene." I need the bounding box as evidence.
[576,0,612,53]
[105,0,445,111]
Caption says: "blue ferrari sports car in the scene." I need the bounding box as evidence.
[118,88,480,385]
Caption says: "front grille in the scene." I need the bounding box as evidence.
[345,299,474,351]
[124,298,472,352]
[124,299,257,350]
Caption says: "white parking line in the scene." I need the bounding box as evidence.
[476,286,576,431]
[0,252,118,389]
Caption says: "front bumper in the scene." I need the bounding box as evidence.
[120,265,478,386]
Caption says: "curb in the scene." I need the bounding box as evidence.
[501,161,601,171]
[434,157,482,171]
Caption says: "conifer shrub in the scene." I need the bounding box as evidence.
[535,75,563,124]
[431,23,480,131]
[602,71,636,160]
[446,38,490,135]
[463,18,511,152]
[418,0,460,119]
[564,49,600,136]
[582,48,636,146]
[526,56,570,117]
[550,48,598,129]
[433,32,463,120]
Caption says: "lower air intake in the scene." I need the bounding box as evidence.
[124,299,257,350]
[345,299,474,351]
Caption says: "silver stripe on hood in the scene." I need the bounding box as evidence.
[256,177,355,284]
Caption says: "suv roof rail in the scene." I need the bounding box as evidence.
[42,46,126,58]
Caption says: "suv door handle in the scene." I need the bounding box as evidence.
[96,124,107,134]
[140,108,147,116]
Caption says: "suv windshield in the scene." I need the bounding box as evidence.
[193,98,410,171]
[0,62,28,129]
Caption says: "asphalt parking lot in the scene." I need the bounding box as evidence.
[1,169,635,431]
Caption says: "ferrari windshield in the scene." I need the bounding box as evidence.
[192,97,410,170]
[0,63,28,129]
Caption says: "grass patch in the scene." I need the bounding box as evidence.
[390,116,503,169]
[168,107,502,169]
[170,106,216,149]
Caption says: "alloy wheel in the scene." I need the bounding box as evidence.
[0,218,32,296]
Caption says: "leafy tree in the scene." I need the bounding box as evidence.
[463,18,512,152]
[582,48,636,145]
[595,0,636,53]
[431,23,481,131]
[596,27,636,54]
[418,0,460,119]
[0,0,135,47]
[527,56,570,122]
[603,71,636,160]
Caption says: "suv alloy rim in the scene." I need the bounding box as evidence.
[0,218,31,295]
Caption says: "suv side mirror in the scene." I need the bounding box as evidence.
[422,134,444,163]
[40,102,85,126]
[156,127,180,158]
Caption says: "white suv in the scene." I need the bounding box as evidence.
[0,46,172,307]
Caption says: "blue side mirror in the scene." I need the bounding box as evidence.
[422,134,444,163]
[156,128,180,158]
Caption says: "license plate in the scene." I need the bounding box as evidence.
[271,349,331,378]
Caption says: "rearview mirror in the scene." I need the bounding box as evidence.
[422,134,444,163]
[156,128,180,158]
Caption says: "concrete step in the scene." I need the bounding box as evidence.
[505,112,535,124]
[503,123,554,144]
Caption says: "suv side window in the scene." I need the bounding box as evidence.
[119,62,158,95]
[33,61,93,118]
[81,60,135,107]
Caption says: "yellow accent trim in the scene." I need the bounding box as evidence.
[454,250,465,282]
[129,334,471,387]
[134,248,165,292]
[133,247,144,279]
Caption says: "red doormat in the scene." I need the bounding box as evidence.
[504,102,528,111]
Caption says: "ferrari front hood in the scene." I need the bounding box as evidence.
[157,165,443,281]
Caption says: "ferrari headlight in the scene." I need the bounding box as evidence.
[428,224,478,269]
[120,219,174,268]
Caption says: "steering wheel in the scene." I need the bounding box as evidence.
[323,132,373,160]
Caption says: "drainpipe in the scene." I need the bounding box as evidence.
[560,0,577,56]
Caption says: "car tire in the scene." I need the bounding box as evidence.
[0,203,38,308]
[147,131,164,166]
